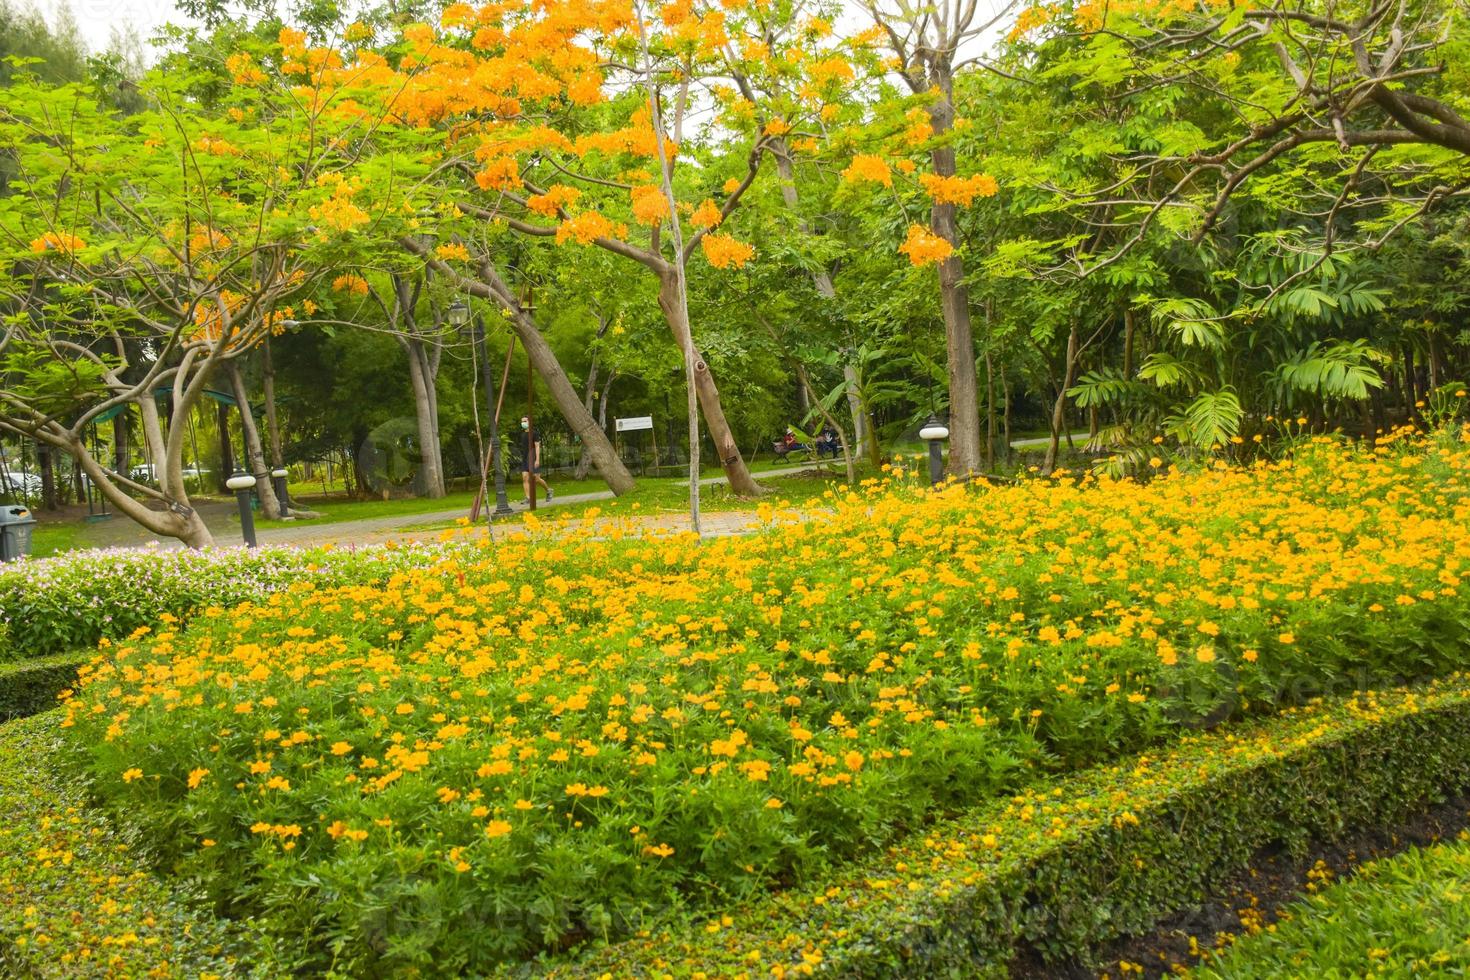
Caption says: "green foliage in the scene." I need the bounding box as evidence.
[576,675,1470,976]
[0,712,279,978]
[0,543,468,659]
[0,650,88,719]
[1272,340,1388,401]
[55,434,1470,972]
[0,345,113,419]
[1200,836,1470,977]
[1168,388,1243,449]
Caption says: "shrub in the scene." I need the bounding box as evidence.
[577,676,1470,977]
[0,541,464,659]
[0,712,278,978]
[1198,836,1470,977]
[0,650,90,719]
[57,433,1470,972]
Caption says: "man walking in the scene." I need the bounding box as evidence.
[519,416,553,504]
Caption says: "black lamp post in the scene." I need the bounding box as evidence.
[226,471,258,546]
[450,301,513,518]
[919,415,950,486]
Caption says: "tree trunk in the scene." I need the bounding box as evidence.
[36,441,58,511]
[655,269,762,496]
[68,436,214,547]
[1404,344,1423,424]
[1043,323,1081,475]
[112,410,129,476]
[403,337,446,498]
[226,361,284,519]
[771,141,878,463]
[795,362,856,485]
[420,339,445,490]
[927,70,982,477]
[1002,372,1013,460]
[984,342,996,472]
[262,335,283,468]
[399,240,636,495]
[216,401,234,494]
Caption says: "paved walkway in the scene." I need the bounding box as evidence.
[46,436,1086,553]
[60,464,821,552]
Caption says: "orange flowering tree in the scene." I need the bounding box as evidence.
[259,1,871,500]
[0,66,356,543]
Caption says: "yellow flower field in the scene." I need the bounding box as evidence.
[60,430,1470,972]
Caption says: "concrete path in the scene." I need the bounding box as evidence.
[52,463,823,553]
[44,436,1086,554]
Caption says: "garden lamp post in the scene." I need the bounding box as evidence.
[919,415,950,487]
[226,471,258,547]
[449,301,514,518]
[271,467,289,512]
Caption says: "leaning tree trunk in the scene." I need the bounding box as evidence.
[574,347,602,481]
[399,239,637,495]
[795,362,856,485]
[655,270,762,496]
[503,306,634,494]
[227,361,284,519]
[69,438,213,547]
[927,70,982,477]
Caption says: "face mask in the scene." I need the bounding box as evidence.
[521,421,529,430]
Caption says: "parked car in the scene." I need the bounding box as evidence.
[0,472,44,497]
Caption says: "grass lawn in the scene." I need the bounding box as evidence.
[28,520,91,558]
[398,462,857,531]
[255,459,845,530]
[1198,836,1470,977]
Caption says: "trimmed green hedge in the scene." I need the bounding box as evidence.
[1199,836,1470,977]
[0,650,90,719]
[561,677,1470,978]
[0,712,280,979]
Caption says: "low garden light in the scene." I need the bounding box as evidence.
[270,467,289,512]
[919,414,949,486]
[226,471,258,547]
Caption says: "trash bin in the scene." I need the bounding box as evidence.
[0,505,37,562]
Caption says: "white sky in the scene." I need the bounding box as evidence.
[31,0,195,55]
[28,0,1011,68]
